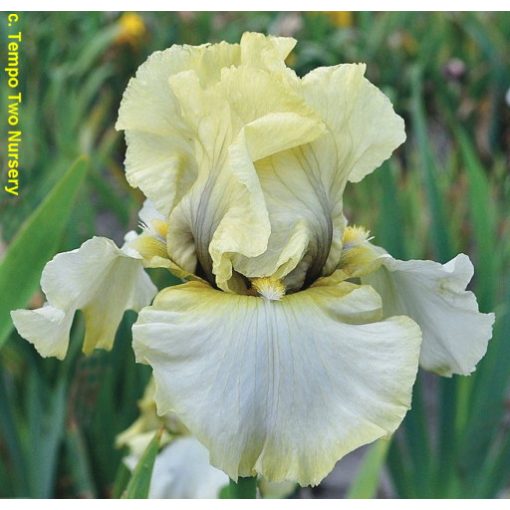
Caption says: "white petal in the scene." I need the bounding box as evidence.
[137,199,165,229]
[11,305,72,360]
[147,438,228,499]
[363,253,495,376]
[12,237,157,358]
[133,280,421,486]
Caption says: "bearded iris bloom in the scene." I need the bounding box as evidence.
[12,33,494,487]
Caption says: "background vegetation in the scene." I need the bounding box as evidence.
[0,12,509,498]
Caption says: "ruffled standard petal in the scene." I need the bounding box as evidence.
[115,33,301,220]
[165,66,325,289]
[301,64,406,186]
[363,254,495,376]
[299,64,405,275]
[244,64,406,289]
[11,237,157,359]
[133,280,421,486]
[240,32,296,74]
[116,41,241,216]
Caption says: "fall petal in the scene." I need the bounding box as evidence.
[11,305,72,360]
[363,254,495,376]
[133,280,421,486]
[12,237,157,358]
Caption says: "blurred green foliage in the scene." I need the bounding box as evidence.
[0,11,509,498]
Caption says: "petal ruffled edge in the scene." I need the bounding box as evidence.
[363,253,495,376]
[11,237,157,359]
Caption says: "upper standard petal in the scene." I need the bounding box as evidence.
[165,64,325,289]
[116,35,405,292]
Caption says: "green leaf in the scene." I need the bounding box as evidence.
[387,438,416,498]
[347,438,390,499]
[456,127,496,311]
[227,476,258,499]
[26,375,67,498]
[112,461,132,499]
[459,282,510,488]
[375,162,406,259]
[218,484,231,499]
[123,429,162,499]
[0,372,29,495]
[410,66,457,497]
[410,65,453,263]
[0,157,88,348]
[477,427,510,497]
[65,421,97,498]
[401,375,433,497]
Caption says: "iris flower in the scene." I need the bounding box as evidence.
[12,33,494,487]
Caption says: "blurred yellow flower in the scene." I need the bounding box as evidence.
[116,12,146,46]
[327,11,354,28]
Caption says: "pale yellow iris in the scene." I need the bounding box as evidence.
[11,32,494,487]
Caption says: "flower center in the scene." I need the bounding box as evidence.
[251,277,286,301]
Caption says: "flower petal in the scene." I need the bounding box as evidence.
[11,237,157,359]
[124,200,203,283]
[362,254,495,376]
[133,280,421,485]
[116,33,305,219]
[240,32,296,73]
[147,438,228,499]
[249,148,343,289]
[116,41,241,215]
[11,305,72,359]
[301,63,406,185]
[303,64,405,274]
[240,64,405,288]
[165,65,324,289]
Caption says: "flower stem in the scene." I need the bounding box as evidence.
[228,476,257,498]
